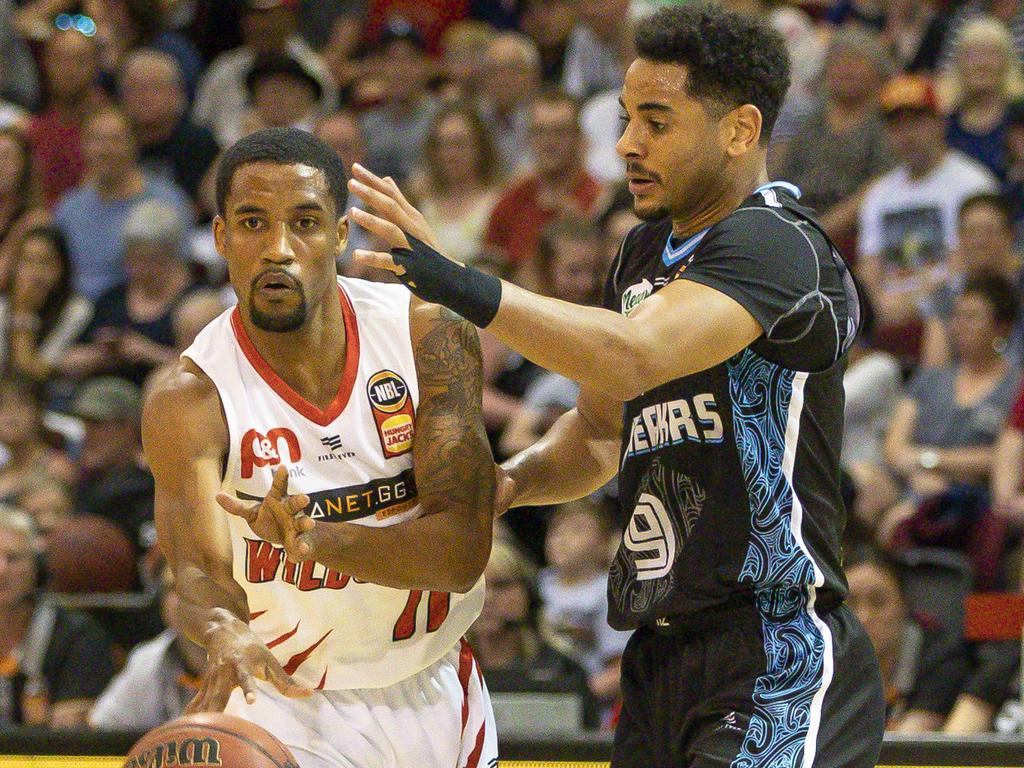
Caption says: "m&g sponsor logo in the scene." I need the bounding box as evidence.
[367,370,415,458]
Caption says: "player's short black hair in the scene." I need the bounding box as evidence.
[634,4,790,143]
[215,127,348,218]
[963,272,1020,328]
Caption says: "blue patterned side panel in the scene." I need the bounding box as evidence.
[727,349,826,767]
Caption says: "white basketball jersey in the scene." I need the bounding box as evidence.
[182,277,485,691]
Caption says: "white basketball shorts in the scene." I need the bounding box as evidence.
[224,638,497,768]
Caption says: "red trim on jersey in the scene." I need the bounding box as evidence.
[266,621,300,649]
[230,284,361,427]
[316,668,328,690]
[458,638,473,731]
[464,721,486,768]
[249,610,267,621]
[283,629,333,675]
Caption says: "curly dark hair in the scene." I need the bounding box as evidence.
[634,4,790,143]
[963,272,1020,328]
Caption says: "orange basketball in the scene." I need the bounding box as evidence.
[124,713,299,768]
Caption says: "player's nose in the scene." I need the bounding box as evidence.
[264,222,296,263]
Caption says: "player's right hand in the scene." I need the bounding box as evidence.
[217,466,313,561]
[186,609,312,713]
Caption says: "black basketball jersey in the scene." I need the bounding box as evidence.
[603,182,860,630]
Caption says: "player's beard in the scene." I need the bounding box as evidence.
[249,289,308,333]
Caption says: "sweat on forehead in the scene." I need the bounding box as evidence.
[222,161,335,214]
[215,127,349,217]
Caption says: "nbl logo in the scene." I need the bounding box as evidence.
[240,427,301,478]
[367,370,415,458]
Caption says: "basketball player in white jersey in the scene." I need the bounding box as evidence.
[142,127,498,768]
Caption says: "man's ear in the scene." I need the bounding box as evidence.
[337,215,349,256]
[213,216,227,258]
[720,104,763,157]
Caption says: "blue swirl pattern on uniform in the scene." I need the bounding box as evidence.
[727,348,826,768]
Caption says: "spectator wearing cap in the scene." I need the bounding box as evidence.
[477,32,542,175]
[359,21,439,184]
[857,74,997,360]
[944,16,1024,181]
[70,376,154,562]
[0,505,115,728]
[192,0,337,148]
[119,48,219,206]
[53,106,194,302]
[64,200,198,388]
[242,54,324,137]
[27,30,107,206]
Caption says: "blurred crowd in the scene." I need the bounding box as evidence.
[1,0,1024,741]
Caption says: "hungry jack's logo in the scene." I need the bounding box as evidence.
[367,370,415,458]
[241,427,301,478]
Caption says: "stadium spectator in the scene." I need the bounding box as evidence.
[438,20,498,101]
[538,499,627,717]
[191,0,336,148]
[881,275,1021,576]
[846,545,968,732]
[359,22,439,183]
[921,194,1024,366]
[0,377,74,506]
[361,0,469,55]
[27,29,106,207]
[478,32,542,175]
[89,567,205,730]
[484,89,605,286]
[880,0,951,73]
[773,28,895,247]
[54,106,193,302]
[0,127,41,288]
[467,538,597,728]
[410,103,504,266]
[1004,99,1024,235]
[518,0,578,84]
[67,200,197,387]
[242,54,324,137]
[69,377,154,562]
[118,48,219,206]
[562,0,630,101]
[938,0,1024,71]
[857,75,997,345]
[1,225,93,382]
[0,506,115,728]
[13,478,71,537]
[0,0,38,111]
[944,17,1024,180]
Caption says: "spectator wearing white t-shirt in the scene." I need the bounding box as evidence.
[858,75,997,344]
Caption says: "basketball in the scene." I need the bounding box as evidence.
[45,514,136,593]
[124,713,299,768]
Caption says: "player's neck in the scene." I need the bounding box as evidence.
[671,163,769,240]
[241,291,349,411]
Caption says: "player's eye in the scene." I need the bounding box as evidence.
[649,120,667,133]
[618,113,630,124]
[241,217,263,230]
[296,217,319,230]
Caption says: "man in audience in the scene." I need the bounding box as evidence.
[359,23,438,183]
[563,0,630,100]
[484,89,605,285]
[0,506,114,728]
[518,0,578,84]
[478,32,543,175]
[191,0,336,148]
[27,29,106,206]
[315,110,375,264]
[119,48,219,205]
[54,106,193,302]
[858,74,997,340]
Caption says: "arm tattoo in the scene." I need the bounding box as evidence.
[412,306,494,514]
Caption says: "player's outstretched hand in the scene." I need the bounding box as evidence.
[346,163,447,273]
[187,609,312,713]
[217,466,313,561]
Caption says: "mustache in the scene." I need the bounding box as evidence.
[251,269,299,289]
[626,164,662,183]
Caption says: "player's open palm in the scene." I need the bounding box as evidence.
[187,611,311,713]
[217,466,314,561]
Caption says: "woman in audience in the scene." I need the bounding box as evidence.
[0,506,114,728]
[467,538,597,728]
[0,225,93,382]
[0,376,74,506]
[846,545,967,732]
[64,199,197,387]
[881,274,1021,576]
[409,103,504,266]
[944,16,1024,180]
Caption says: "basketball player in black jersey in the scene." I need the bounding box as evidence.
[331,4,885,766]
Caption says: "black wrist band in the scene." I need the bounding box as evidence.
[391,234,503,328]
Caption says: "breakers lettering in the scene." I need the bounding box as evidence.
[240,427,301,479]
[245,538,351,590]
[124,738,222,768]
[625,394,724,458]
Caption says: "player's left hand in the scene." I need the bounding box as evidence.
[346,163,448,274]
[217,466,314,560]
